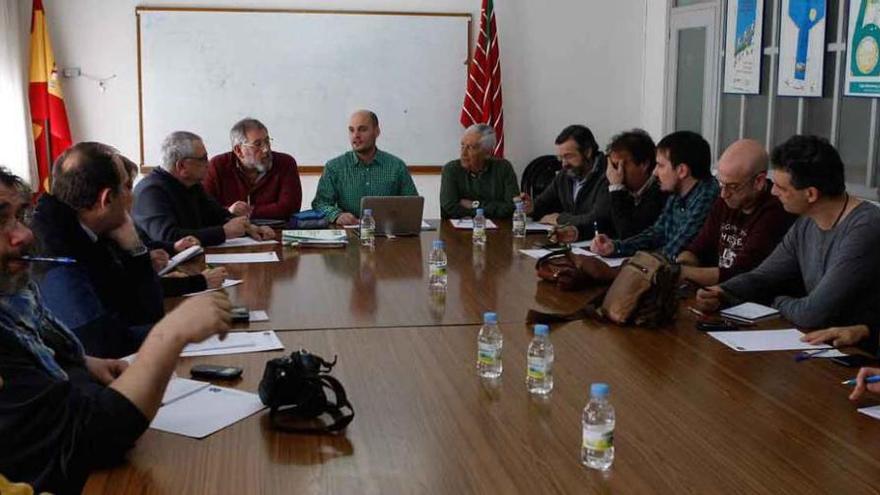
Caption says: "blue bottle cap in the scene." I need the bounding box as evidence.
[363,209,373,215]
[476,208,485,216]
[534,324,549,336]
[515,201,524,211]
[483,312,497,324]
[590,383,610,398]
[433,240,445,249]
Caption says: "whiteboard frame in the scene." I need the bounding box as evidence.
[135,6,473,170]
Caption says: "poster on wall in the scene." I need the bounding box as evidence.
[844,0,880,97]
[723,0,764,94]
[777,0,827,97]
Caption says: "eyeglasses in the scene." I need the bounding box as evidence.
[717,172,763,193]
[0,205,33,233]
[241,137,273,152]
[460,143,483,152]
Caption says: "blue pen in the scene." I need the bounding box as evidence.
[795,348,831,362]
[841,375,880,386]
[593,221,600,236]
[18,255,77,265]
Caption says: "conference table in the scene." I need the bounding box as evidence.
[84,222,880,494]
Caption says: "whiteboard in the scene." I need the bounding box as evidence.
[137,9,471,167]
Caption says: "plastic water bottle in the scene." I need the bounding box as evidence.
[512,201,527,238]
[477,312,502,378]
[526,324,554,395]
[360,208,375,247]
[473,208,487,246]
[582,383,616,471]
[428,240,448,291]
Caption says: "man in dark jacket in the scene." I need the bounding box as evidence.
[31,142,164,358]
[0,165,233,493]
[133,131,274,247]
[517,125,610,235]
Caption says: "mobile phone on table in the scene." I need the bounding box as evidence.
[190,364,243,380]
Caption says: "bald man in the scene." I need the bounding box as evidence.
[312,110,418,225]
[677,139,796,287]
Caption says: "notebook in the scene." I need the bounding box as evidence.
[720,302,780,323]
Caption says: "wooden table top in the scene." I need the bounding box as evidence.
[88,222,880,494]
[206,222,591,332]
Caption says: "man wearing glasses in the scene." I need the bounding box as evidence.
[204,118,302,221]
[677,139,796,287]
[133,131,275,247]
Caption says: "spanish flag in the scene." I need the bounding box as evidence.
[29,0,71,194]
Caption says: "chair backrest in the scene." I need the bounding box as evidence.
[520,155,561,199]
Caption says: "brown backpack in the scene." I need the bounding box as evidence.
[528,251,681,328]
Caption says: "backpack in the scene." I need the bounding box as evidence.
[520,155,561,199]
[527,251,681,328]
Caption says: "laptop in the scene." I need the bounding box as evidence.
[359,196,425,236]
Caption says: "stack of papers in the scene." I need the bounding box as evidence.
[282,229,348,247]
[708,329,831,352]
[526,222,554,232]
[150,377,265,439]
[181,330,284,357]
[517,247,626,268]
[720,302,780,323]
[449,219,499,229]
[158,245,204,276]
[215,237,279,248]
[204,252,280,264]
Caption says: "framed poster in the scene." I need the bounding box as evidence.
[777,0,827,97]
[724,0,764,94]
[844,0,880,97]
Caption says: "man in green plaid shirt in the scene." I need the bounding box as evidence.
[312,110,418,225]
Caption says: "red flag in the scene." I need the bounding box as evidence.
[460,0,504,157]
[29,0,72,194]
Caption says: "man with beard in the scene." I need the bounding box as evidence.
[0,166,233,493]
[312,110,418,226]
[589,130,720,259]
[439,124,519,219]
[203,118,302,221]
[517,125,610,235]
[133,131,275,247]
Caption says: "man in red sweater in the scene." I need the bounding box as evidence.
[677,139,796,287]
[204,118,302,221]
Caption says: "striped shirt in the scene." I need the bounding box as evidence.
[613,178,720,259]
[312,150,418,221]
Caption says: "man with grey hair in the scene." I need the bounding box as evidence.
[133,131,275,247]
[204,118,302,221]
[439,124,519,219]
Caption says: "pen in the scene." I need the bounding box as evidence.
[687,306,705,318]
[593,221,600,237]
[841,375,880,386]
[17,255,77,264]
[795,348,832,362]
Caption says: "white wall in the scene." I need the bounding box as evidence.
[40,0,652,211]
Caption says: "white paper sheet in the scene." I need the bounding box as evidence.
[214,237,279,248]
[180,330,284,357]
[449,219,499,229]
[708,329,832,352]
[161,377,211,405]
[205,252,280,264]
[858,405,880,421]
[720,302,780,322]
[183,279,243,296]
[571,248,628,268]
[150,385,265,438]
[249,310,269,322]
[519,248,552,259]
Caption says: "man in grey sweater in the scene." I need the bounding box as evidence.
[696,136,880,349]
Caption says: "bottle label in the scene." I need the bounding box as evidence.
[527,356,548,379]
[430,264,447,277]
[513,219,525,230]
[361,227,374,240]
[478,342,499,365]
[583,428,614,451]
